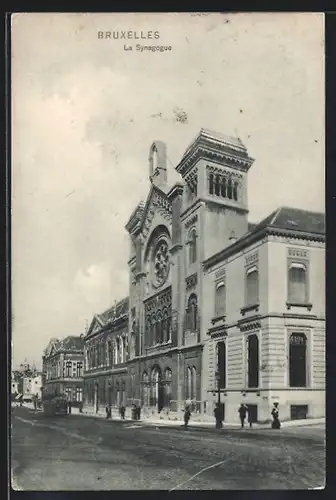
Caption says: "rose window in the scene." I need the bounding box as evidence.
[153,240,169,286]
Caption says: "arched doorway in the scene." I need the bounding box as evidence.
[150,366,163,413]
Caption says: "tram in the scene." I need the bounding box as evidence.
[41,386,68,416]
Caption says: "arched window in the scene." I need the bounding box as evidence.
[246,266,259,306]
[217,341,226,389]
[65,361,72,377]
[100,342,105,366]
[115,338,121,364]
[215,175,221,196]
[76,361,83,378]
[164,368,172,407]
[156,311,163,343]
[186,294,198,332]
[289,333,307,387]
[186,366,196,401]
[167,306,172,342]
[107,340,113,366]
[191,366,197,400]
[152,145,158,172]
[96,343,100,367]
[221,177,227,198]
[142,372,150,406]
[121,336,126,362]
[189,229,197,264]
[162,308,168,343]
[151,313,157,345]
[288,263,308,304]
[116,381,120,406]
[247,334,259,388]
[227,178,233,199]
[209,173,214,195]
[145,315,151,347]
[111,339,117,365]
[186,367,192,400]
[131,321,137,357]
[150,367,161,407]
[215,282,226,317]
[118,338,122,363]
[233,181,238,201]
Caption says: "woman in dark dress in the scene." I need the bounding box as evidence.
[271,402,281,429]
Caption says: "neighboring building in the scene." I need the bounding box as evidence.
[42,336,85,406]
[83,298,129,412]
[82,129,325,422]
[22,374,43,401]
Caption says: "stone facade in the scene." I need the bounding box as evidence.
[82,129,325,422]
[42,336,84,407]
[83,299,129,412]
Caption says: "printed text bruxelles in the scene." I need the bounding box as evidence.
[98,31,160,40]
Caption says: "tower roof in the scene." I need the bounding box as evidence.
[182,128,248,161]
[176,128,253,176]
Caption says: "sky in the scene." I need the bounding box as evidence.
[11,12,325,369]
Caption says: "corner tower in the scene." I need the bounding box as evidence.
[176,128,255,261]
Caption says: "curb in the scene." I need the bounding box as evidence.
[72,411,324,431]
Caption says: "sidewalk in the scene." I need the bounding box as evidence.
[73,407,325,430]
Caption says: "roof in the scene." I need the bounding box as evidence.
[182,128,248,160]
[204,206,325,269]
[96,296,129,327]
[43,338,59,357]
[60,336,84,351]
[252,207,325,235]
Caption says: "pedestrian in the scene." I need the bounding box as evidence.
[68,400,72,415]
[120,405,126,420]
[271,402,281,429]
[238,403,247,428]
[214,403,223,429]
[136,405,141,420]
[184,406,191,429]
[79,401,83,414]
[105,405,109,419]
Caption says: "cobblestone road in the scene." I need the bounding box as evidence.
[11,406,325,490]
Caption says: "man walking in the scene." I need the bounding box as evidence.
[238,403,247,428]
[214,403,223,429]
[120,404,126,420]
[184,406,191,429]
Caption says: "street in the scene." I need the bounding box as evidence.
[11,406,325,490]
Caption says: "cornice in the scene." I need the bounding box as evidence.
[176,143,254,178]
[180,199,204,222]
[167,183,184,200]
[203,226,325,270]
[83,366,128,378]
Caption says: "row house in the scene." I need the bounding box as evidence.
[42,336,84,406]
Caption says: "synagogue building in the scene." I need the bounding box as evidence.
[82,129,325,422]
